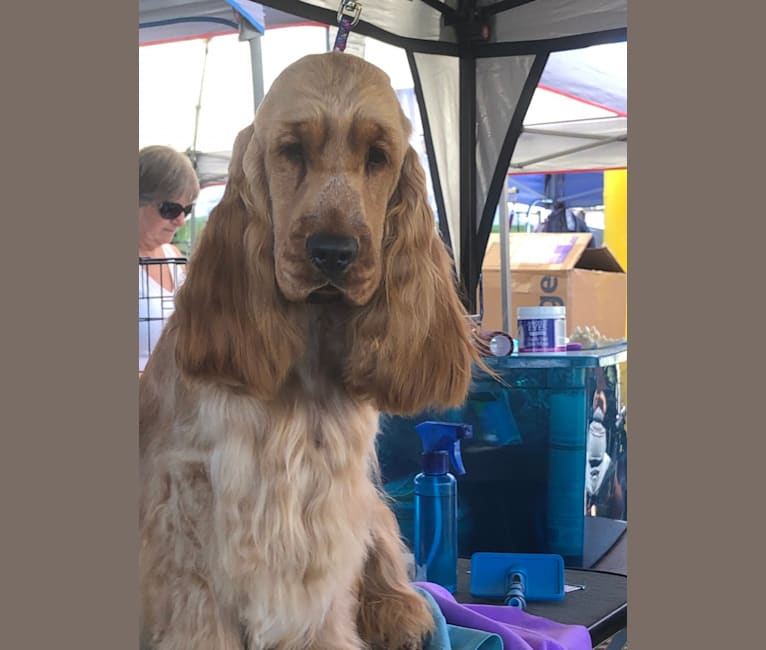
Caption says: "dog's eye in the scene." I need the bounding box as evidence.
[281,142,305,163]
[367,146,388,170]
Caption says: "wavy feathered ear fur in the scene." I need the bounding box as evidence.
[172,124,305,397]
[347,146,480,414]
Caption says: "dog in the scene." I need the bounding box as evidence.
[139,52,479,650]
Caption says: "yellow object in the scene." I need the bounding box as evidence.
[604,169,627,338]
[604,169,628,407]
[604,169,627,271]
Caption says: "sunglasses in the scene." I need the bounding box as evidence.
[157,201,194,220]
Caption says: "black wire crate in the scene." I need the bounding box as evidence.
[138,256,187,372]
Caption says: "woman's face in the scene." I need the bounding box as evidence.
[138,193,195,250]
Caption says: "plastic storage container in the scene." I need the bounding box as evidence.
[378,344,628,568]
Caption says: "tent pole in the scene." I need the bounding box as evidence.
[248,35,266,111]
[522,126,623,140]
[498,180,512,333]
[458,29,478,313]
[513,133,627,169]
[188,37,211,250]
[238,16,266,112]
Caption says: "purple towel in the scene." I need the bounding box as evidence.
[414,582,592,650]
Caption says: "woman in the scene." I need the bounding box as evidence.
[138,145,200,372]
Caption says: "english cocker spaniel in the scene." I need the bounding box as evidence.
[139,52,479,650]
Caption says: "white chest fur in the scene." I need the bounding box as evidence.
[198,388,381,645]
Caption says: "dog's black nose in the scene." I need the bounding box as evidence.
[306,233,358,277]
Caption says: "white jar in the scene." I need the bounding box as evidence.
[517,306,567,353]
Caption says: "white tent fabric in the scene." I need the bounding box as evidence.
[139,0,627,311]
[410,51,460,251]
[476,55,536,223]
[491,0,626,41]
[512,115,626,173]
[139,0,309,44]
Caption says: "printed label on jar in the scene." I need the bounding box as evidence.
[518,317,567,352]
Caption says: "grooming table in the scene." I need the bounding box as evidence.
[454,558,627,649]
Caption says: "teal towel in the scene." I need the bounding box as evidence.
[414,586,504,650]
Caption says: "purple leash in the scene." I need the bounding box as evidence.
[333,0,362,52]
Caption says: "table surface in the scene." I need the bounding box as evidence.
[482,342,627,369]
[454,558,627,647]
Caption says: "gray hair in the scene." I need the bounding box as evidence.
[139,145,200,205]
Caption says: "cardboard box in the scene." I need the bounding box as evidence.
[480,233,626,340]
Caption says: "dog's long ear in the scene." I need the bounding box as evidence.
[347,146,480,414]
[173,124,304,397]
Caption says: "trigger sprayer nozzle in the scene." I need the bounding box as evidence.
[415,421,473,475]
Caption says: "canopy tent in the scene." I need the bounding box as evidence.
[139,0,627,312]
[140,1,302,45]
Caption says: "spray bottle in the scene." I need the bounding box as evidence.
[413,421,472,593]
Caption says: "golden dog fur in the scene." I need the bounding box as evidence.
[139,52,479,650]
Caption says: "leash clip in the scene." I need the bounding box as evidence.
[337,0,362,27]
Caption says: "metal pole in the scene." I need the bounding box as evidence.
[498,180,513,333]
[246,35,265,112]
[458,52,478,314]
[238,17,265,113]
[188,38,211,251]
[512,133,627,169]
